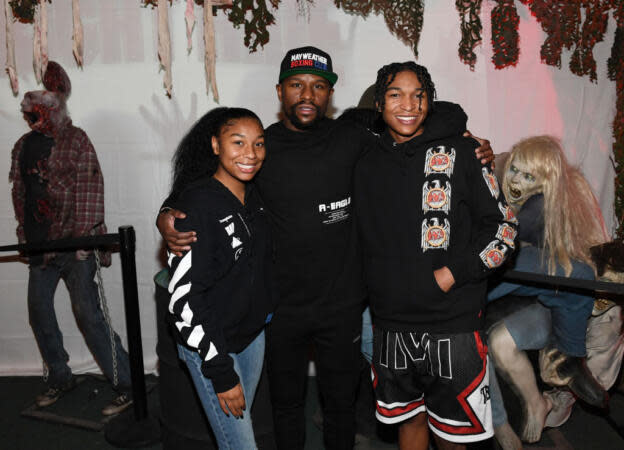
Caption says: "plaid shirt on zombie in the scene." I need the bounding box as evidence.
[9,120,111,266]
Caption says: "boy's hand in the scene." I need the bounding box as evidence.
[217,383,246,417]
[157,209,196,256]
[434,266,455,293]
[464,130,494,166]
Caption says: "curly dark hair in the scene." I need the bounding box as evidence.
[373,61,437,115]
[169,107,263,201]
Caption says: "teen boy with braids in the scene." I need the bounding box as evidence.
[354,62,517,450]
[157,47,494,449]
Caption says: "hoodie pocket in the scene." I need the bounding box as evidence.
[430,269,447,296]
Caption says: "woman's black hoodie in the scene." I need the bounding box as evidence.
[167,177,275,393]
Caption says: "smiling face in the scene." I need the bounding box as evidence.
[504,157,543,209]
[378,70,429,144]
[276,73,333,131]
[212,117,266,190]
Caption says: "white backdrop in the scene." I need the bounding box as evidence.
[0,1,616,376]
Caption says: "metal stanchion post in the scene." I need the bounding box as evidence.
[119,225,147,420]
[104,226,160,447]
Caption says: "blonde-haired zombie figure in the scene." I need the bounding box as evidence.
[486,135,610,448]
[501,135,607,274]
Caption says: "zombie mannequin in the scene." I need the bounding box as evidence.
[485,135,610,447]
[9,62,133,415]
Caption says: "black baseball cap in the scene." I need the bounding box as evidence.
[278,46,338,86]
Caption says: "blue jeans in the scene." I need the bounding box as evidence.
[178,330,265,450]
[487,246,594,357]
[28,252,131,390]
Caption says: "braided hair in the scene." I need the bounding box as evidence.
[169,107,263,201]
[373,62,437,114]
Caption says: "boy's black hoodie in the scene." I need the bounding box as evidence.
[168,177,275,393]
[354,108,517,333]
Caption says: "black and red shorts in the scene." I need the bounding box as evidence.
[371,328,493,443]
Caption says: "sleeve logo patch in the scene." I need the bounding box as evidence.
[479,240,509,268]
[482,167,500,199]
[424,146,456,177]
[422,180,451,213]
[498,202,518,225]
[496,224,517,249]
[422,218,450,251]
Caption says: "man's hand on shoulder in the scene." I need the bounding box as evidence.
[156,208,196,257]
[464,130,494,167]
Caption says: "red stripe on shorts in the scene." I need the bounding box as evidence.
[376,398,425,418]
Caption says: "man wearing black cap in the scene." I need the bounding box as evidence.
[157,45,493,449]
[258,46,367,449]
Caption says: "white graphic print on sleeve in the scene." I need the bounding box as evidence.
[495,223,517,249]
[498,202,518,225]
[424,146,456,177]
[479,240,509,268]
[482,167,500,199]
[422,180,451,214]
[167,250,221,361]
[205,342,219,361]
[421,217,450,251]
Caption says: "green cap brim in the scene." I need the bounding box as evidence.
[279,68,338,86]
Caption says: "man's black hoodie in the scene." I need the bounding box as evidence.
[354,108,517,333]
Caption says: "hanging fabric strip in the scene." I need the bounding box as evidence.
[204,1,219,102]
[185,0,195,54]
[157,0,172,97]
[33,3,42,83]
[72,0,84,67]
[4,0,18,94]
[40,0,48,75]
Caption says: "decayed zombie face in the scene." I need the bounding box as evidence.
[20,90,65,136]
[504,157,543,209]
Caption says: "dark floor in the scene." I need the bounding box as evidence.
[1,374,623,450]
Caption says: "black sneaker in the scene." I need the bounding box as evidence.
[35,378,77,407]
[102,393,133,416]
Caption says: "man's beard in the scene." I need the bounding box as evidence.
[285,102,324,130]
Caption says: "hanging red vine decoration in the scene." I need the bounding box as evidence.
[490,0,520,68]
[523,1,580,69]
[569,1,609,82]
[456,0,482,70]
